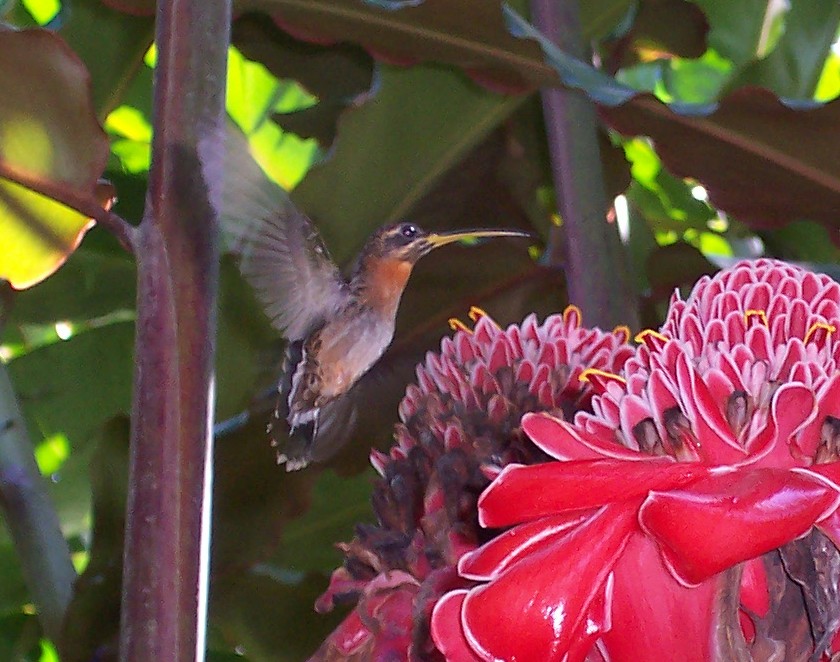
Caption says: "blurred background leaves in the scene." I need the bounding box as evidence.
[0,0,839,658]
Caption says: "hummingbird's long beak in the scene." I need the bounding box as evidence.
[424,228,534,249]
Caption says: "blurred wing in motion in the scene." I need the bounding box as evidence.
[221,128,349,340]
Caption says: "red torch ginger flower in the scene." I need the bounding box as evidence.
[433,260,840,661]
[309,307,633,661]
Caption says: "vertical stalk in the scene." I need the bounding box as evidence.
[119,1,230,660]
[530,0,639,330]
[0,364,75,643]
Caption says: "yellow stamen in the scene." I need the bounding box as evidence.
[612,325,632,343]
[805,321,836,345]
[562,304,583,328]
[448,318,472,333]
[634,329,669,345]
[579,368,627,385]
[469,305,501,329]
[744,309,768,327]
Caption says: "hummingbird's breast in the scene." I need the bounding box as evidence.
[311,306,397,400]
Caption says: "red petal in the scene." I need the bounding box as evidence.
[675,352,745,464]
[748,383,816,467]
[804,461,840,489]
[794,373,840,459]
[461,504,636,662]
[522,412,653,462]
[459,511,592,580]
[640,467,839,584]
[430,591,484,662]
[479,460,710,528]
[740,557,770,617]
[323,610,372,655]
[600,533,718,662]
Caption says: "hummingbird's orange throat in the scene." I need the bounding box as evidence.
[359,256,414,315]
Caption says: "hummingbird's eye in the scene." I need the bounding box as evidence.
[400,224,418,239]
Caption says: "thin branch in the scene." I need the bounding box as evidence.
[0,363,76,643]
[529,0,639,331]
[0,164,136,253]
[119,0,230,660]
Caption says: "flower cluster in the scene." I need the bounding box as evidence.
[308,307,633,660]
[433,259,840,661]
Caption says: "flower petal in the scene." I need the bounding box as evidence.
[640,468,840,584]
[459,511,591,580]
[748,383,816,467]
[599,533,718,662]
[461,503,636,662]
[430,590,484,662]
[739,557,770,618]
[674,351,745,464]
[522,412,650,461]
[478,459,711,528]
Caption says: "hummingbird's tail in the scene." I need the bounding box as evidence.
[269,341,358,471]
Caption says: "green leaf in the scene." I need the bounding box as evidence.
[59,417,129,662]
[0,612,41,661]
[0,544,31,615]
[7,322,134,448]
[691,0,774,66]
[9,247,135,325]
[507,7,840,236]
[210,570,344,662]
[215,259,277,420]
[0,30,110,289]
[226,46,321,189]
[624,0,709,62]
[726,0,840,98]
[232,13,373,147]
[56,0,155,119]
[102,0,646,93]
[271,470,374,574]
[292,63,525,263]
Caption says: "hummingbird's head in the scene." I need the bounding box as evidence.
[366,222,534,265]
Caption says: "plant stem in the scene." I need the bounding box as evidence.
[119,0,230,660]
[529,0,639,330]
[0,364,75,643]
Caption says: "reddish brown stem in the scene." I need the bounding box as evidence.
[119,0,230,660]
[529,0,639,330]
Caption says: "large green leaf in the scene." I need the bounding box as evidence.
[505,8,840,237]
[270,470,374,574]
[691,0,774,66]
[8,245,135,325]
[291,63,526,263]
[725,0,840,98]
[232,13,373,147]
[56,0,155,119]
[0,30,110,289]
[59,417,129,662]
[100,0,642,92]
[7,323,134,448]
[211,570,344,662]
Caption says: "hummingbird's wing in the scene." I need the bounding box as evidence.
[221,128,349,341]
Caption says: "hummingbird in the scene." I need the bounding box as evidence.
[222,140,533,470]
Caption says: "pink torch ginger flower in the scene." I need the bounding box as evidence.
[309,307,633,661]
[433,260,840,661]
